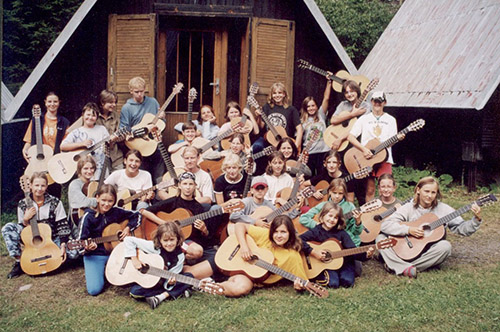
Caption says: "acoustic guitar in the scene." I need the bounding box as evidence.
[247,95,290,147]
[220,82,259,150]
[24,104,54,184]
[302,238,396,279]
[105,242,224,295]
[215,234,328,298]
[142,200,245,240]
[323,78,379,151]
[126,83,184,156]
[344,119,426,174]
[392,194,497,261]
[19,175,63,275]
[359,198,412,244]
[307,166,372,208]
[177,87,197,141]
[297,59,370,94]
[66,219,129,253]
[48,127,129,184]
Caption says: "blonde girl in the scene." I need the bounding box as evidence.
[300,76,332,176]
[68,155,97,230]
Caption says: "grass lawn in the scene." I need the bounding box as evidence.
[1,187,499,332]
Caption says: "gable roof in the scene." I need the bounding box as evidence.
[359,0,500,110]
[302,0,358,74]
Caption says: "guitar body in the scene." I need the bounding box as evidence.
[307,180,330,208]
[47,150,82,184]
[220,116,252,150]
[392,213,445,261]
[265,125,289,147]
[20,223,63,275]
[116,189,133,210]
[215,234,274,282]
[199,158,224,181]
[359,206,387,243]
[344,138,387,174]
[102,220,130,252]
[301,239,344,279]
[332,70,370,94]
[24,144,54,183]
[105,242,164,288]
[323,113,357,151]
[142,209,193,240]
[292,217,309,235]
[125,113,167,156]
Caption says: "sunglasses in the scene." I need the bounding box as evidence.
[254,185,267,191]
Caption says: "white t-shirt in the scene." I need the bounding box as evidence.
[194,168,215,202]
[104,169,153,193]
[263,173,294,204]
[350,112,398,163]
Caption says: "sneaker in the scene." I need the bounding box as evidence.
[402,266,417,279]
[183,289,191,298]
[7,262,23,279]
[145,296,160,310]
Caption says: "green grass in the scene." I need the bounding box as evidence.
[1,186,499,332]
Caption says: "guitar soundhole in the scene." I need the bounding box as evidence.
[37,153,44,160]
[32,235,43,246]
[116,231,123,239]
[422,224,432,237]
[323,251,333,263]
[139,264,150,274]
[117,200,124,207]
[73,155,81,162]
[341,120,349,127]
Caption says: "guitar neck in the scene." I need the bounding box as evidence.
[251,147,273,160]
[123,185,158,205]
[266,197,299,222]
[144,265,200,288]
[376,198,412,221]
[242,172,253,198]
[254,257,308,285]
[354,84,371,108]
[187,101,194,123]
[301,62,344,85]
[373,126,411,155]
[428,202,475,231]
[34,116,44,155]
[177,207,224,228]
[25,193,41,238]
[327,243,376,260]
[94,153,111,194]
[157,141,178,182]
[199,129,235,154]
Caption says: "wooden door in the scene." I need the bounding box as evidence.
[107,14,156,111]
[157,29,228,145]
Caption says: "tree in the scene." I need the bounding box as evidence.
[316,0,401,67]
[2,0,81,94]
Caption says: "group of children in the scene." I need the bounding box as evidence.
[3,74,484,309]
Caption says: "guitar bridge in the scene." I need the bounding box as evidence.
[31,255,52,263]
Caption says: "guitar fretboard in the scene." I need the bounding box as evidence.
[177,207,225,228]
[372,124,417,155]
[143,265,200,288]
[199,127,240,154]
[157,140,178,183]
[375,198,412,221]
[298,61,344,85]
[253,257,307,285]
[327,243,376,260]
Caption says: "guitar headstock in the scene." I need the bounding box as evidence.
[261,146,275,157]
[112,127,131,142]
[198,279,225,296]
[405,119,425,133]
[476,194,498,207]
[32,104,41,117]
[66,239,85,251]
[353,166,372,180]
[297,59,313,70]
[376,237,397,250]
[360,199,383,213]
[221,199,245,213]
[299,186,316,199]
[249,82,259,97]
[304,280,329,298]
[19,175,31,195]
[365,78,379,93]
[188,88,197,104]
[247,95,260,110]
[172,82,184,96]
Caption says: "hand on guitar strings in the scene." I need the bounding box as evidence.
[471,203,482,221]
[362,147,374,159]
[254,218,270,228]
[352,209,362,225]
[408,226,424,238]
[84,241,98,252]
[119,226,131,240]
[131,256,146,270]
[23,207,37,226]
[193,219,208,236]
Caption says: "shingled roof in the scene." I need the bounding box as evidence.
[359,0,500,110]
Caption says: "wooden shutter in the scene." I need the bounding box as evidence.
[108,14,156,111]
[250,18,295,105]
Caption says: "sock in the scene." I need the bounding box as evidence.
[156,293,168,302]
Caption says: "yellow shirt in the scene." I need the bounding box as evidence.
[23,115,62,149]
[248,225,308,284]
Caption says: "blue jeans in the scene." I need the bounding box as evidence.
[83,254,109,296]
[129,272,194,299]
